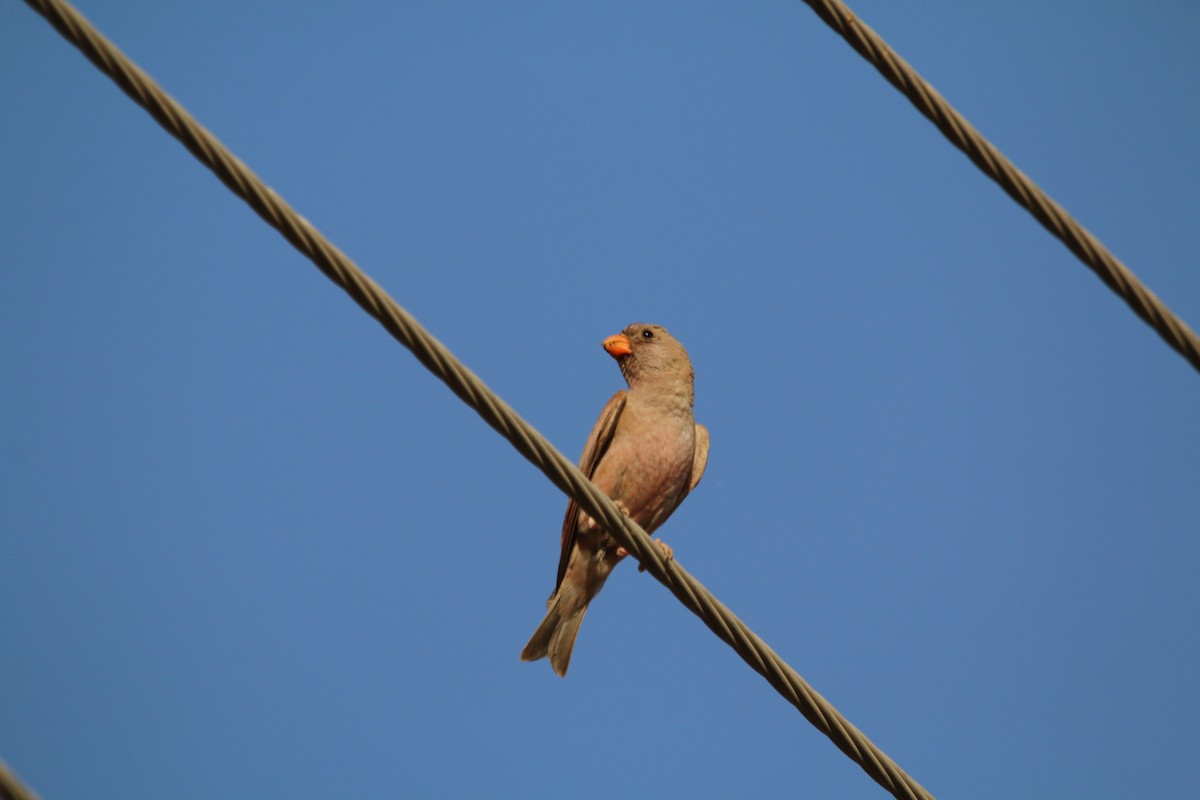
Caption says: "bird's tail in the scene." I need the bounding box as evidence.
[520,594,589,678]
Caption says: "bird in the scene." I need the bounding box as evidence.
[521,323,709,676]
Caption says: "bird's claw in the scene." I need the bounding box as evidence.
[635,539,674,572]
[584,500,631,535]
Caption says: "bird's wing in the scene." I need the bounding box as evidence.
[689,423,710,491]
[553,389,627,593]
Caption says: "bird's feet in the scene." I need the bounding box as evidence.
[618,538,673,571]
[637,539,674,572]
[583,500,630,534]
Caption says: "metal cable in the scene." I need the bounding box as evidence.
[0,759,43,800]
[799,0,1200,373]
[24,0,935,797]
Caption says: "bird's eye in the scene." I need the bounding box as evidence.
[641,329,654,339]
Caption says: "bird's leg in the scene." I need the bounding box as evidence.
[636,539,674,572]
[584,500,630,535]
[618,536,674,566]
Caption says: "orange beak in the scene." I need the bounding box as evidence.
[602,333,632,358]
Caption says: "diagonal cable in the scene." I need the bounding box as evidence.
[799,0,1200,373]
[23,0,935,797]
[0,759,43,800]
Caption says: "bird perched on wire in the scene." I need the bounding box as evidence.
[521,323,709,676]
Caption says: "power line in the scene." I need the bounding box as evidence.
[799,0,1200,372]
[0,759,43,800]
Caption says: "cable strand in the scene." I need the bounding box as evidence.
[0,759,43,800]
[800,0,1200,372]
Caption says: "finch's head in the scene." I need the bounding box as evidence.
[602,323,694,387]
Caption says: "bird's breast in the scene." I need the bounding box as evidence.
[592,412,696,536]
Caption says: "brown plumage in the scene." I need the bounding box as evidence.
[520,323,709,676]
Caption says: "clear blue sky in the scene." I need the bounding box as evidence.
[3,2,1197,798]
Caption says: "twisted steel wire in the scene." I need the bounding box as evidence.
[800,0,1200,373]
[0,759,43,800]
[24,0,935,797]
